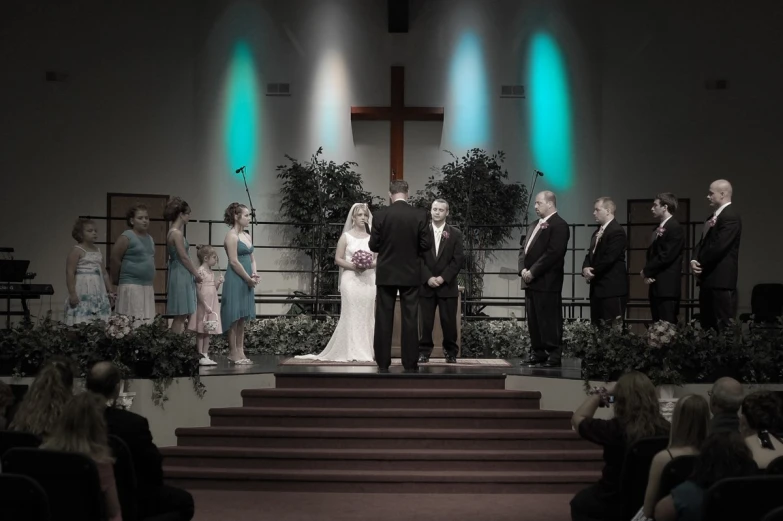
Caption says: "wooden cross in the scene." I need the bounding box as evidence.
[350,66,444,180]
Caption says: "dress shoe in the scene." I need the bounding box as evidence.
[524,355,547,366]
[543,360,562,368]
[445,355,457,363]
[418,355,430,363]
[403,367,419,373]
[377,367,390,374]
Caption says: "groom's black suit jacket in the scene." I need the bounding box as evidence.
[643,217,684,298]
[692,204,742,290]
[420,223,464,298]
[369,200,432,286]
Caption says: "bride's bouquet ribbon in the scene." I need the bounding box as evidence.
[351,250,374,269]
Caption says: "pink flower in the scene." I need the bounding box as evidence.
[442,230,450,240]
[707,216,717,228]
[540,222,549,230]
[656,227,665,237]
[351,250,374,269]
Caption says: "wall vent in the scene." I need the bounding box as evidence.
[267,83,291,96]
[500,85,525,98]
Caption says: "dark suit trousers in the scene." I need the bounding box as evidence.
[374,285,419,369]
[699,288,737,330]
[139,485,195,521]
[525,290,563,362]
[649,293,680,324]
[590,296,627,327]
[419,295,459,358]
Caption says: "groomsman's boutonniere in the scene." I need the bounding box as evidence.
[656,226,666,237]
[539,222,549,230]
[442,230,450,240]
[707,216,717,228]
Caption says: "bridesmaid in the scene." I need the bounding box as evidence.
[164,197,202,333]
[221,202,258,364]
[110,204,156,325]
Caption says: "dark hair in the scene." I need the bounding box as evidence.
[223,202,248,226]
[389,180,409,195]
[690,433,758,488]
[613,371,670,444]
[742,391,783,432]
[9,357,75,437]
[126,204,149,228]
[85,362,122,399]
[669,394,710,449]
[163,197,191,222]
[71,218,95,242]
[656,192,678,213]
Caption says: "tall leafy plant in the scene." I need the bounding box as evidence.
[277,148,383,312]
[410,149,527,315]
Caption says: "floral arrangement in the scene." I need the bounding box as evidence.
[647,320,677,348]
[351,250,374,269]
[105,314,133,339]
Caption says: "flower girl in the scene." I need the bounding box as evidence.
[189,246,223,365]
[64,218,114,325]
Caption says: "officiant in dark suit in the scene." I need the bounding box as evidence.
[582,197,628,326]
[690,179,742,330]
[419,199,464,364]
[369,180,432,372]
[518,191,570,368]
[641,193,684,324]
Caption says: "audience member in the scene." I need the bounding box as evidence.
[10,357,75,437]
[86,361,194,521]
[708,377,743,434]
[639,394,710,519]
[740,390,783,469]
[0,380,13,429]
[42,391,122,521]
[570,371,670,521]
[654,433,758,521]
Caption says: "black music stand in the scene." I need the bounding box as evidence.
[0,260,31,328]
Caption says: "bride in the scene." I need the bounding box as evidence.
[296,203,376,362]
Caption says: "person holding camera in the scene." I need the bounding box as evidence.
[570,372,670,521]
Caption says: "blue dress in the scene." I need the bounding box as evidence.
[221,238,256,327]
[166,235,197,316]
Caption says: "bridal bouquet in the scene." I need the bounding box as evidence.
[351,250,374,270]
[106,314,133,339]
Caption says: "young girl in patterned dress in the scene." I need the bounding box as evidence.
[64,218,114,325]
[188,246,223,365]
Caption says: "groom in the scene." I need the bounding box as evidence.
[369,180,432,373]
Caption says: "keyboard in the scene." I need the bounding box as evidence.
[0,283,55,297]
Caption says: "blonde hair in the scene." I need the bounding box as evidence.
[669,394,710,448]
[613,371,670,444]
[10,359,74,437]
[42,391,113,464]
[196,245,218,265]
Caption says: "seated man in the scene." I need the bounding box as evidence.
[708,377,743,434]
[86,361,194,521]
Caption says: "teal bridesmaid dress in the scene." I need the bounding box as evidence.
[166,236,197,315]
[221,240,256,327]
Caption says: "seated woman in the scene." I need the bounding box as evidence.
[42,392,122,521]
[637,394,710,520]
[654,433,758,521]
[570,371,671,521]
[740,390,783,470]
[9,357,75,438]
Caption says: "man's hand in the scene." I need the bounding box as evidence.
[428,277,441,288]
[644,278,656,285]
[435,276,445,285]
[521,269,533,283]
[582,267,595,281]
[690,260,702,275]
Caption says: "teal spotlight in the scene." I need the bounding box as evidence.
[527,31,573,190]
[224,41,260,182]
[449,31,490,148]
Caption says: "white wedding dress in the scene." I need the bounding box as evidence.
[295,232,376,361]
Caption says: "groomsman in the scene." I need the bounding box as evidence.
[641,193,685,323]
[582,197,628,326]
[691,179,742,330]
[518,191,570,368]
[419,199,465,364]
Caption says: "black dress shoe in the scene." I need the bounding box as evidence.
[543,360,562,368]
[418,355,430,363]
[377,367,390,373]
[403,367,419,373]
[524,355,547,366]
[445,355,457,363]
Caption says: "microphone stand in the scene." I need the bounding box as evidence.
[236,167,256,242]
[464,167,475,317]
[520,170,542,246]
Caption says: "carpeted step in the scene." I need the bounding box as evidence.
[161,446,604,472]
[174,426,592,450]
[163,467,601,494]
[208,407,573,430]
[241,388,542,409]
[274,373,506,390]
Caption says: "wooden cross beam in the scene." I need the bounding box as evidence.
[350,66,444,180]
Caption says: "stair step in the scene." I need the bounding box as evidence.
[161,446,603,471]
[163,467,601,493]
[175,426,591,450]
[274,373,506,390]
[242,388,542,409]
[208,407,572,429]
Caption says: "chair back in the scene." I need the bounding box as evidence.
[0,473,51,521]
[767,455,783,475]
[109,434,139,521]
[0,430,41,457]
[2,447,106,521]
[657,455,697,500]
[763,505,783,521]
[751,283,783,323]
[619,436,670,519]
[703,475,783,521]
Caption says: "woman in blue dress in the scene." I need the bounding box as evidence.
[164,197,202,333]
[222,202,258,364]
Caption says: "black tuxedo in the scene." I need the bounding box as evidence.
[583,219,628,325]
[643,217,684,323]
[518,212,570,363]
[104,406,194,521]
[692,203,742,329]
[419,223,464,358]
[369,200,432,369]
